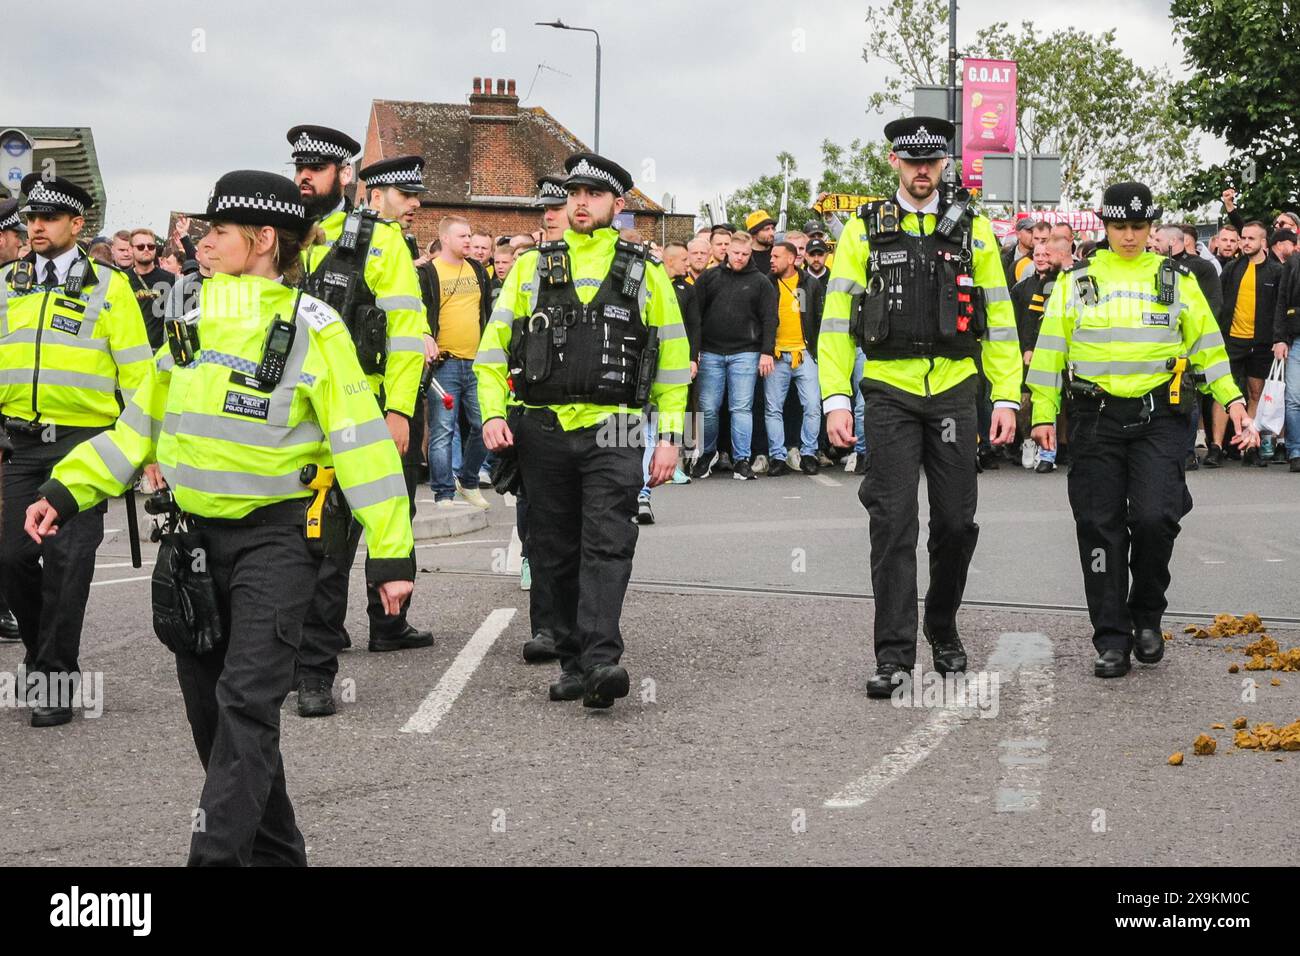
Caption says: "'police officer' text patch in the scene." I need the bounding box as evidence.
[51,315,83,335]
[223,390,271,420]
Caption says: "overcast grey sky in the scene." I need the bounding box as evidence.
[5,0,1195,233]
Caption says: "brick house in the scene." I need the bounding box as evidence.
[360,77,695,250]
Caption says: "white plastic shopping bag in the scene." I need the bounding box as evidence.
[1256,358,1286,436]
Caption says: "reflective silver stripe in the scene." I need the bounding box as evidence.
[488,306,515,327]
[386,336,425,353]
[89,431,139,485]
[1201,359,1231,382]
[0,368,116,392]
[173,463,305,497]
[1187,329,1225,355]
[0,269,9,336]
[653,367,692,385]
[328,416,392,451]
[343,472,408,510]
[1096,290,1160,306]
[827,278,865,295]
[167,411,324,449]
[73,275,110,337]
[269,301,315,428]
[473,348,509,366]
[658,322,687,341]
[1035,334,1068,352]
[1026,368,1062,388]
[984,325,1018,341]
[200,349,259,376]
[983,285,1011,303]
[1,327,108,351]
[574,277,602,289]
[1071,359,1171,377]
[821,318,851,334]
[1072,326,1182,345]
[376,295,423,313]
[157,352,176,372]
[111,344,155,365]
[526,267,542,314]
[117,401,158,438]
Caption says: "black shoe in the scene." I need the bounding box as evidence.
[854,453,868,475]
[1273,443,1287,464]
[800,454,821,476]
[866,663,909,700]
[1034,459,1055,473]
[1225,443,1242,460]
[690,451,718,480]
[1185,453,1199,471]
[296,678,336,717]
[30,706,73,728]
[1093,649,1131,679]
[523,631,561,663]
[1291,459,1300,473]
[927,631,968,675]
[977,448,1000,470]
[582,663,630,709]
[1254,448,1269,468]
[634,496,654,524]
[368,626,434,653]
[1202,444,1224,467]
[0,607,19,642]
[767,459,793,477]
[1134,628,1165,664]
[732,459,755,480]
[549,670,586,701]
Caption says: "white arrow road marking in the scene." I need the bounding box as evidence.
[989,632,1054,813]
[401,607,516,735]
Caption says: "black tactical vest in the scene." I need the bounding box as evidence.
[853,200,986,361]
[509,238,651,406]
[300,208,387,375]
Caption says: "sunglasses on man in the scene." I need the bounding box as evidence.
[134,242,157,250]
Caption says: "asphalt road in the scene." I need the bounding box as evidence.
[3,459,1297,865]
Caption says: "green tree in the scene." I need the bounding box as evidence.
[816,138,896,198]
[863,0,950,115]
[1169,0,1300,217]
[720,151,813,227]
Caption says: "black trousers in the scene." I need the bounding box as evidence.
[515,486,558,639]
[857,377,980,668]
[514,409,641,675]
[0,426,106,681]
[297,405,420,683]
[176,519,318,866]
[1066,400,1192,653]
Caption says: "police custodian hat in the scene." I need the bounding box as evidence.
[358,155,427,193]
[19,173,94,216]
[536,175,568,207]
[884,116,955,159]
[0,198,24,233]
[287,125,361,166]
[1098,181,1162,222]
[186,170,310,232]
[563,152,634,196]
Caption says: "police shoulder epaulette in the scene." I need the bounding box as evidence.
[537,239,567,254]
[1169,258,1193,277]
[615,238,648,257]
[646,251,663,267]
[297,294,343,332]
[1064,259,1091,274]
[856,200,885,222]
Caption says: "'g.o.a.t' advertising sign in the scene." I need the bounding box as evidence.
[961,60,1017,189]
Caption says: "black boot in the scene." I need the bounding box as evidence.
[1093,649,1131,679]
[522,630,560,663]
[1133,628,1165,664]
[927,628,968,675]
[549,670,586,701]
[582,663,630,709]
[368,625,434,653]
[296,678,336,717]
[866,663,909,699]
[0,602,19,642]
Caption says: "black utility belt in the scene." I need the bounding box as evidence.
[2,416,44,435]
[189,497,308,529]
[1066,381,1185,424]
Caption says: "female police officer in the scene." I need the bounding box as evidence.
[1028,181,1255,679]
[24,171,414,865]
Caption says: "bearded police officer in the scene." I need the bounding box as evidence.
[1028,182,1253,678]
[289,126,430,718]
[476,153,691,708]
[820,117,1022,700]
[0,174,153,726]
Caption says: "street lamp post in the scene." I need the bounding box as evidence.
[535,19,601,152]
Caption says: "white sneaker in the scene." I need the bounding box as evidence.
[1021,439,1037,470]
[434,499,464,510]
[454,480,491,510]
[788,448,802,470]
[843,452,858,472]
[752,454,769,475]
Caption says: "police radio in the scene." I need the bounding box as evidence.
[1157,258,1177,305]
[936,166,972,239]
[254,316,296,388]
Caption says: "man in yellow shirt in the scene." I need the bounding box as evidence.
[764,242,825,476]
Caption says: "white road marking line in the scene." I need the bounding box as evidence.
[809,473,841,488]
[95,560,155,570]
[1203,559,1225,565]
[824,707,969,809]
[401,607,517,735]
[505,524,523,574]
[989,632,1054,814]
[782,496,802,499]
[1265,558,1284,563]
[90,575,152,587]
[414,538,502,551]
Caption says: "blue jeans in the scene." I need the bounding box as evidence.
[697,351,759,460]
[764,353,820,459]
[852,348,868,455]
[1287,339,1300,459]
[428,358,487,500]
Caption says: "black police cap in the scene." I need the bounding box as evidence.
[563,152,634,196]
[187,170,310,232]
[1098,181,1161,222]
[537,175,568,207]
[358,155,427,193]
[287,125,361,166]
[884,116,954,159]
[19,173,94,216]
[0,198,24,232]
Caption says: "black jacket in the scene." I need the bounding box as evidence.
[1273,254,1300,344]
[127,266,176,350]
[1219,254,1283,347]
[420,255,491,341]
[695,258,778,355]
[670,274,702,363]
[769,268,825,360]
[1011,268,1059,353]
[1171,251,1223,319]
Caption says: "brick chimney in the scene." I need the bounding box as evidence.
[469,75,532,197]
